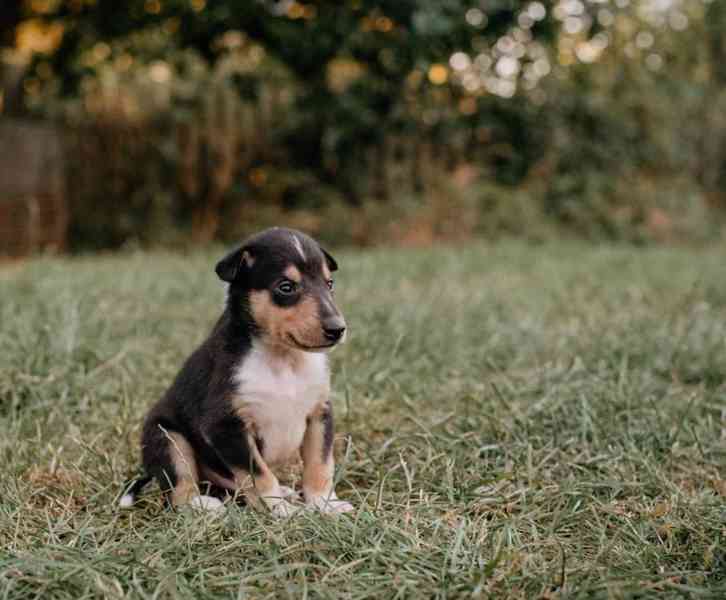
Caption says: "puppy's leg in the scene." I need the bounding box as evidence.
[142,421,222,511]
[301,403,353,514]
[206,414,296,517]
[241,432,299,517]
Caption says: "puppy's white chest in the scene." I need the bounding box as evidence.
[233,346,329,465]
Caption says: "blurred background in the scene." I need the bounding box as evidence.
[1,0,725,255]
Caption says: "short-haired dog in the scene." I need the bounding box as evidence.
[120,227,353,515]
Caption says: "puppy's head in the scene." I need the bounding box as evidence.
[216,228,345,352]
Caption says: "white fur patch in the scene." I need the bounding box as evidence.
[307,494,354,514]
[119,494,134,508]
[232,343,329,465]
[291,235,306,261]
[278,485,299,499]
[189,494,225,511]
[270,499,299,517]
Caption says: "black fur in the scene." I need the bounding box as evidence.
[320,405,335,464]
[321,248,338,272]
[123,228,341,506]
[119,474,152,504]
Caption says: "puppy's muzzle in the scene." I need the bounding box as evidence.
[322,316,346,343]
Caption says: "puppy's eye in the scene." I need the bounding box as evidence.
[326,279,334,291]
[276,280,298,295]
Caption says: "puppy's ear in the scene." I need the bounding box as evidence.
[321,247,338,272]
[215,246,255,282]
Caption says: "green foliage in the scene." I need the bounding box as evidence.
[6,0,726,248]
[2,243,726,597]
[34,1,553,174]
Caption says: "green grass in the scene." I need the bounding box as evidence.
[1,241,725,599]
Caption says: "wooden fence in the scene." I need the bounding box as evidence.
[0,119,67,256]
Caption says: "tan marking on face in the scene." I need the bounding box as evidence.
[250,289,330,351]
[165,431,200,506]
[284,264,302,283]
[292,235,306,261]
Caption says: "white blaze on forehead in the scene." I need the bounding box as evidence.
[292,234,306,261]
[284,264,302,283]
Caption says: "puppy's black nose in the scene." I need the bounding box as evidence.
[322,315,346,343]
[323,325,346,342]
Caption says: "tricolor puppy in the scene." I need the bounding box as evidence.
[120,227,352,515]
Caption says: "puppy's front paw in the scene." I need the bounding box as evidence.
[277,485,300,500]
[245,488,299,517]
[269,498,299,518]
[306,494,354,514]
[189,494,225,512]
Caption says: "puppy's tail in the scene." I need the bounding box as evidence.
[118,474,152,508]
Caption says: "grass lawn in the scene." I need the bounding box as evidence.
[1,241,725,599]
